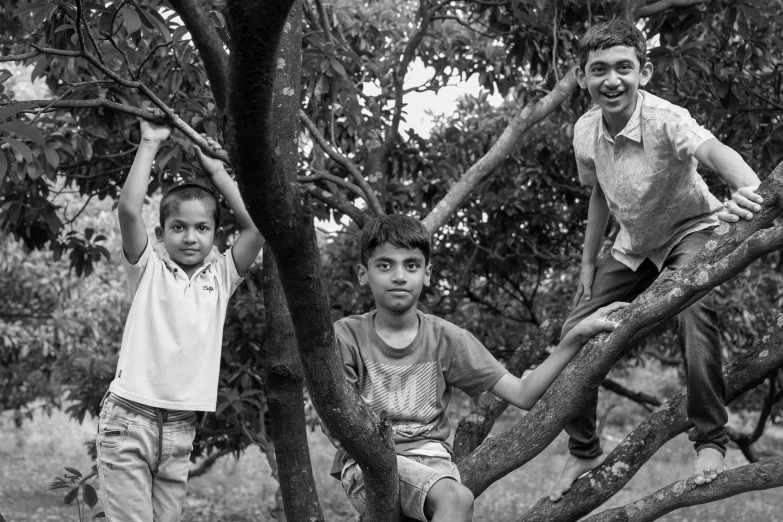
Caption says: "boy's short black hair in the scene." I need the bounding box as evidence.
[360,215,430,266]
[579,20,647,71]
[159,183,221,229]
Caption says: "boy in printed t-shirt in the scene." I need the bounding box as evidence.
[548,20,764,502]
[322,215,628,522]
[96,108,263,521]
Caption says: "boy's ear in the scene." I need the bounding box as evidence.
[356,263,368,286]
[576,66,588,89]
[639,61,654,86]
[424,264,432,287]
[154,226,164,242]
[213,227,225,245]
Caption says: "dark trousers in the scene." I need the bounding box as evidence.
[562,229,729,458]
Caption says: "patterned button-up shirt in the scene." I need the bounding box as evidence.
[573,90,723,271]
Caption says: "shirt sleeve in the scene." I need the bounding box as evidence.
[334,329,361,388]
[446,329,508,398]
[213,247,245,297]
[665,107,716,162]
[573,122,598,186]
[122,238,153,298]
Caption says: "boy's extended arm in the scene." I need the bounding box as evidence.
[695,138,763,221]
[195,141,263,275]
[118,111,170,261]
[489,302,627,411]
[574,184,611,306]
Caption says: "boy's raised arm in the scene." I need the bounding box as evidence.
[195,139,263,275]
[489,302,627,411]
[694,138,763,222]
[118,109,170,262]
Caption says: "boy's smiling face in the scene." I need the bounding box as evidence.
[577,45,653,134]
[155,199,220,274]
[357,243,431,314]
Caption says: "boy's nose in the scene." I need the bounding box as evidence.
[604,71,621,87]
[392,267,407,282]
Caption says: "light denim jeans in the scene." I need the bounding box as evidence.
[341,454,461,521]
[96,398,197,521]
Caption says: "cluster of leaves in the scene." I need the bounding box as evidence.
[47,466,104,521]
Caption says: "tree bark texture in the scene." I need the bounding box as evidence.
[225,2,400,520]
[517,312,783,522]
[452,316,563,462]
[264,246,324,522]
[458,163,783,497]
[581,457,783,522]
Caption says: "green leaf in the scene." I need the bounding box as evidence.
[2,136,34,162]
[121,5,142,34]
[64,487,78,505]
[47,483,72,491]
[64,467,83,479]
[44,142,59,168]
[83,484,99,509]
[12,1,49,19]
[0,102,37,123]
[0,150,6,178]
[0,121,45,147]
[93,512,106,519]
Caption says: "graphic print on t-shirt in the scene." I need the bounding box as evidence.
[359,360,439,438]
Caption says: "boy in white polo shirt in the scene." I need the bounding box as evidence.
[96,108,263,521]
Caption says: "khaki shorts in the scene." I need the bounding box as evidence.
[341,454,461,521]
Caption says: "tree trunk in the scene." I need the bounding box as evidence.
[225,1,400,520]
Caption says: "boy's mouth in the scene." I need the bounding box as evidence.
[602,91,623,100]
[389,289,410,295]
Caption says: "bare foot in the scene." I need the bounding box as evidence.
[692,448,726,486]
[549,453,605,502]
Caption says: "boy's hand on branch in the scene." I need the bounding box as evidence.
[194,136,229,180]
[718,185,763,223]
[318,418,342,450]
[572,264,596,308]
[139,108,171,146]
[571,301,628,343]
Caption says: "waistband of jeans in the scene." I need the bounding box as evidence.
[106,393,196,423]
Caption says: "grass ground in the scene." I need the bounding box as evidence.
[1,365,781,521]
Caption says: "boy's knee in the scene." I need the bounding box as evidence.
[425,478,474,516]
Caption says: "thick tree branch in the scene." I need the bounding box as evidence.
[300,109,385,216]
[581,457,783,522]
[459,163,783,497]
[169,0,230,115]
[224,1,399,520]
[298,171,365,199]
[423,69,578,233]
[517,311,783,522]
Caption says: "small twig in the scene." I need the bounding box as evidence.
[135,40,174,80]
[552,2,560,82]
[298,170,365,198]
[75,0,87,52]
[313,0,333,43]
[304,184,368,228]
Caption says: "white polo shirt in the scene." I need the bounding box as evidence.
[109,240,243,411]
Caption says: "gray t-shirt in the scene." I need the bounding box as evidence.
[329,309,508,477]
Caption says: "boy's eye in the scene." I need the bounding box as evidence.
[172,224,183,230]
[198,225,209,232]
[406,263,419,270]
[377,263,391,270]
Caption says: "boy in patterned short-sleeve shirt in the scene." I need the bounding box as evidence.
[548,20,764,503]
[322,215,626,522]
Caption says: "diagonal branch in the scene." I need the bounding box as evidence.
[298,171,366,199]
[601,377,663,409]
[635,0,709,18]
[304,185,369,228]
[423,69,579,234]
[300,109,385,216]
[581,457,783,522]
[516,310,783,522]
[169,0,230,114]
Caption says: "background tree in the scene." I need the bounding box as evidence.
[1,0,783,521]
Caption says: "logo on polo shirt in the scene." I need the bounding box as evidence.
[202,286,215,293]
